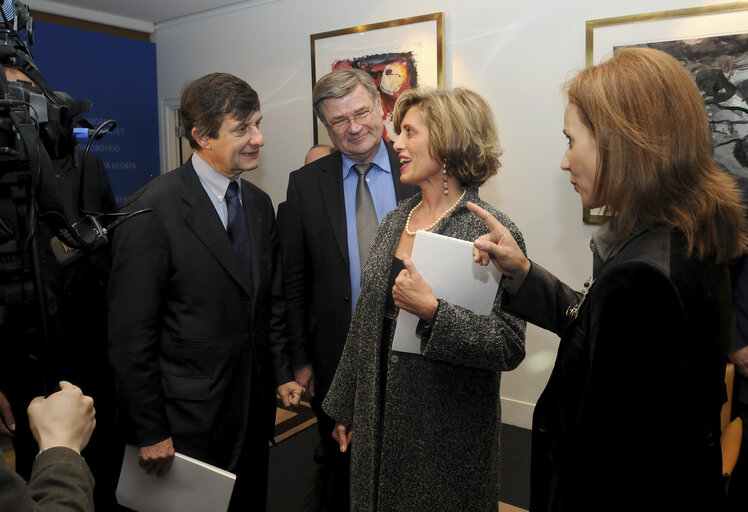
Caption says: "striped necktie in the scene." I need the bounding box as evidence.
[354,163,378,269]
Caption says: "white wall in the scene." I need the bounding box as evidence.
[153,0,728,428]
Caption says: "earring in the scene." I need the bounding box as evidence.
[442,160,448,195]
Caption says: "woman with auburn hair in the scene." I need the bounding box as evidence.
[469,47,747,511]
[323,87,526,511]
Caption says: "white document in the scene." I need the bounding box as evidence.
[392,230,503,354]
[116,444,236,512]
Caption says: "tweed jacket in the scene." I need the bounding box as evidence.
[323,185,527,512]
[508,227,729,512]
[0,447,95,512]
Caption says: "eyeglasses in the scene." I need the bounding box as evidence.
[326,105,376,133]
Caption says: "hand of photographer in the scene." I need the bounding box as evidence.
[27,381,96,454]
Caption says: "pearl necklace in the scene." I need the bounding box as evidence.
[404,189,466,236]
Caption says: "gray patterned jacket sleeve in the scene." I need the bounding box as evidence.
[420,194,526,371]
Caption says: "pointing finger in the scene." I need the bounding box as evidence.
[467,201,506,235]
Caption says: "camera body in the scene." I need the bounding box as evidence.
[0,0,111,277]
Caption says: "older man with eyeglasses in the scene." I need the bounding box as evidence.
[277,68,417,511]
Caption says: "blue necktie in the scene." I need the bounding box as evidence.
[225,181,253,289]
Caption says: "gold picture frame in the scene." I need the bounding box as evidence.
[310,12,445,145]
[583,1,748,224]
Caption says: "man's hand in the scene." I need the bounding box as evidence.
[0,391,15,437]
[467,201,530,294]
[278,381,305,407]
[730,345,748,378]
[332,423,352,452]
[294,364,315,399]
[138,437,175,477]
[27,381,95,454]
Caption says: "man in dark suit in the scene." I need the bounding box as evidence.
[278,69,417,511]
[108,73,302,512]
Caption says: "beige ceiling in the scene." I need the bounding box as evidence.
[25,0,262,29]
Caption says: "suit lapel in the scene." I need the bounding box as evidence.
[240,182,262,301]
[318,153,349,263]
[316,143,412,264]
[386,141,415,201]
[179,163,253,296]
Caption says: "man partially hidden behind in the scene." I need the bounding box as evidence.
[108,73,302,511]
[278,69,417,510]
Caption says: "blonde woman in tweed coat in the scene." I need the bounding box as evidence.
[322,88,526,512]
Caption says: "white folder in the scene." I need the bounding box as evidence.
[392,230,502,354]
[116,444,236,512]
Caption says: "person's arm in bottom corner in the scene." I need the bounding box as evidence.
[0,381,97,511]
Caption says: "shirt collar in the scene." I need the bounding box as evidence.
[590,224,614,264]
[590,223,649,276]
[341,139,391,180]
[191,152,237,203]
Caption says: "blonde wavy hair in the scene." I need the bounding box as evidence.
[392,87,501,186]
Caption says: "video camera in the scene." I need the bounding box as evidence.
[0,0,146,376]
[0,0,127,272]
[0,0,135,276]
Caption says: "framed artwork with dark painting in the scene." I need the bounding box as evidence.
[310,13,445,145]
[584,2,748,224]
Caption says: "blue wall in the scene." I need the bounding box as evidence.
[29,21,159,206]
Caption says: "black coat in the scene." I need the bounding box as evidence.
[108,160,291,471]
[508,228,729,512]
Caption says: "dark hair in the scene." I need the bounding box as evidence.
[392,87,501,186]
[567,47,747,262]
[180,72,260,149]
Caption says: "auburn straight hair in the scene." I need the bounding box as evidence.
[567,47,747,262]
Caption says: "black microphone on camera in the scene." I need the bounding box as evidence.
[47,208,152,266]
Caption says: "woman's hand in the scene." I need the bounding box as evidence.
[332,423,352,452]
[467,202,530,294]
[393,255,438,321]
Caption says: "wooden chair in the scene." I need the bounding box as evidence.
[722,363,743,491]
